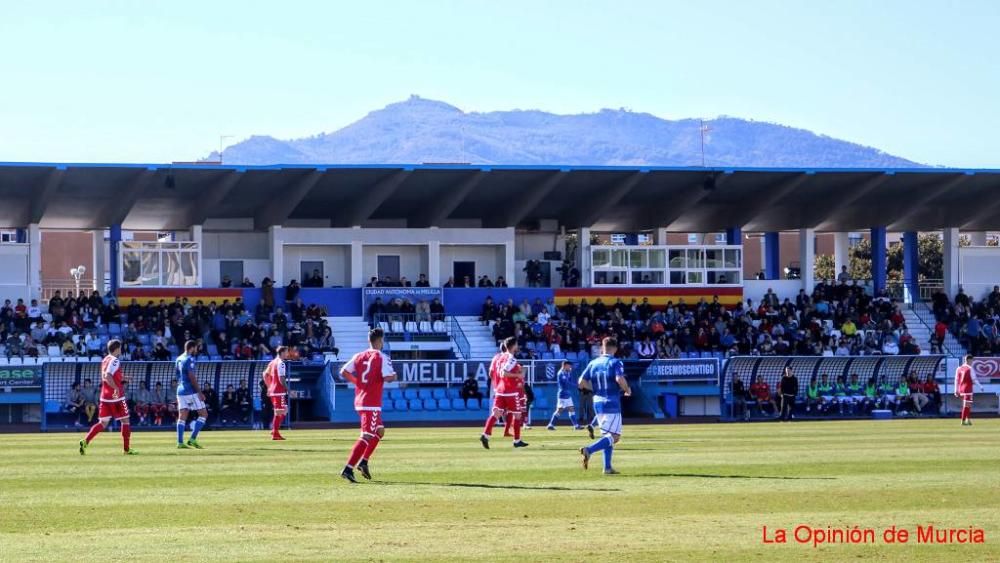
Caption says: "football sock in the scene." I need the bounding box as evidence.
[504,416,513,436]
[85,422,104,445]
[176,422,185,444]
[190,417,206,440]
[121,424,131,451]
[585,436,612,456]
[512,417,522,441]
[569,414,579,427]
[272,414,285,436]
[482,415,497,436]
[347,437,369,468]
[603,443,614,471]
[548,413,559,427]
[363,435,381,460]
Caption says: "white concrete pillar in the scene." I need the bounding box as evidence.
[92,230,106,293]
[428,239,441,287]
[943,228,960,297]
[28,223,41,302]
[968,231,987,246]
[190,225,203,287]
[269,225,283,286]
[579,227,591,287]
[799,228,815,294]
[504,230,516,288]
[655,228,668,246]
[350,240,364,288]
[834,231,849,279]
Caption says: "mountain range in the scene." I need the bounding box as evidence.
[208,96,923,168]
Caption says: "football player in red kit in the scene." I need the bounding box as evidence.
[955,354,985,426]
[262,346,290,440]
[480,336,528,449]
[79,340,137,455]
[340,327,397,483]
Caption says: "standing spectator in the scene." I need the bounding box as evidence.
[63,382,86,428]
[203,382,219,426]
[220,384,238,426]
[304,269,324,288]
[285,279,301,306]
[236,380,252,424]
[259,377,273,430]
[731,373,750,421]
[779,367,799,421]
[923,374,941,414]
[578,377,597,439]
[80,378,98,424]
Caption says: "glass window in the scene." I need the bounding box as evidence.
[594,270,627,285]
[649,249,666,269]
[592,249,611,268]
[631,271,664,285]
[686,271,703,284]
[610,249,627,268]
[686,249,705,268]
[708,270,740,285]
[687,234,698,244]
[629,249,647,269]
[668,249,685,268]
[714,233,726,244]
[724,249,741,268]
[705,249,724,268]
[669,271,686,285]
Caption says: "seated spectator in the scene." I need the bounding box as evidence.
[817,374,835,414]
[151,342,170,361]
[221,275,233,288]
[365,276,379,287]
[477,275,493,288]
[846,373,865,413]
[415,300,431,322]
[429,298,445,322]
[150,382,168,425]
[203,382,219,425]
[894,377,914,415]
[415,274,430,287]
[443,276,455,288]
[240,277,256,288]
[81,379,98,424]
[804,375,821,414]
[63,382,86,428]
[460,375,484,408]
[922,374,941,413]
[750,375,778,417]
[908,374,929,413]
[876,376,896,410]
[494,276,508,288]
[133,382,154,426]
[399,276,412,287]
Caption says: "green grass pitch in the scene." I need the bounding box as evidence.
[1,419,997,561]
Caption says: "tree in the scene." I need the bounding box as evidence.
[814,254,835,281]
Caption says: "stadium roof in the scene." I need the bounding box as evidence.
[1,162,999,232]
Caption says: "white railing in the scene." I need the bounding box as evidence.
[41,278,98,303]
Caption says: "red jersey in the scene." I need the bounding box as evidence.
[488,352,504,391]
[494,352,524,396]
[955,365,978,395]
[750,381,770,401]
[344,349,395,411]
[99,354,125,402]
[263,358,287,396]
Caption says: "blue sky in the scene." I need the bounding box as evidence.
[1,0,997,167]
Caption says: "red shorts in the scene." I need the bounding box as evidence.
[98,400,129,421]
[359,410,383,435]
[270,395,288,411]
[493,394,525,414]
[959,393,973,402]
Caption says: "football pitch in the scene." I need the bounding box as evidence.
[1,420,998,562]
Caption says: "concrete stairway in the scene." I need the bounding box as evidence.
[325,316,371,360]
[453,316,498,360]
[901,304,965,358]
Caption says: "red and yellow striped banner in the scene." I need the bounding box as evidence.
[554,287,742,307]
[117,288,243,306]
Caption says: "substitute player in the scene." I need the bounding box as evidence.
[175,340,208,449]
[955,354,985,426]
[79,340,137,455]
[480,336,528,449]
[340,327,397,483]
[547,360,581,430]
[578,337,631,475]
[262,346,290,440]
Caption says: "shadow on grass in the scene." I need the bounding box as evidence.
[635,473,836,481]
[375,481,621,492]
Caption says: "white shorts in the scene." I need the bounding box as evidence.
[556,398,575,410]
[177,394,206,411]
[597,413,622,437]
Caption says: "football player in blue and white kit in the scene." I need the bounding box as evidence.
[547,360,581,430]
[175,340,208,449]
[578,337,631,475]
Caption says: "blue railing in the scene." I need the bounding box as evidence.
[450,317,471,359]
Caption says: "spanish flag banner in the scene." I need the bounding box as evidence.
[117,288,243,306]
[553,287,742,308]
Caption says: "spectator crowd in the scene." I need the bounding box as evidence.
[931,285,1000,356]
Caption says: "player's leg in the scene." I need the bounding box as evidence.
[512,396,528,447]
[270,396,287,439]
[80,413,111,454]
[188,406,208,447]
[547,407,562,430]
[567,405,580,429]
[961,394,973,425]
[176,406,190,447]
[343,412,378,483]
[358,415,384,480]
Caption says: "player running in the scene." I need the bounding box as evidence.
[262,346,290,440]
[578,337,631,475]
[480,336,528,449]
[340,327,397,483]
[955,354,985,426]
[175,340,208,449]
[547,360,581,430]
[79,339,137,455]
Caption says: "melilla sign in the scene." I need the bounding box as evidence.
[0,366,43,388]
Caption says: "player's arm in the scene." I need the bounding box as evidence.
[501,356,523,379]
[578,364,593,391]
[954,368,961,397]
[187,365,204,400]
[340,355,358,384]
[614,361,631,397]
[382,353,398,383]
